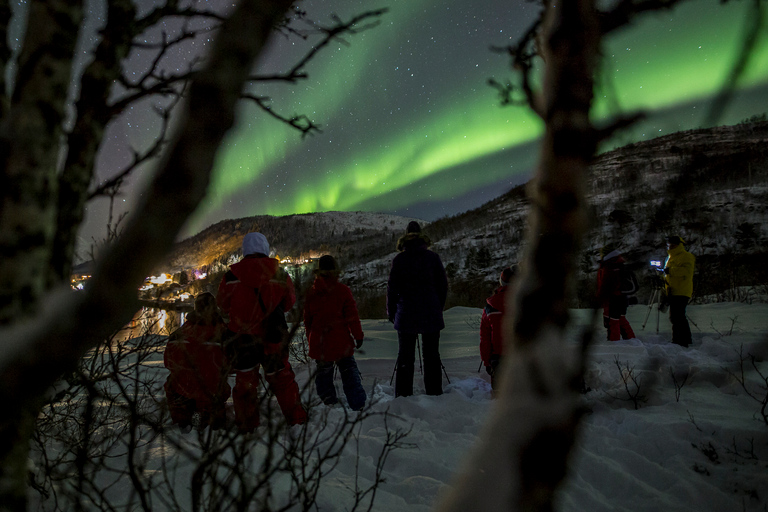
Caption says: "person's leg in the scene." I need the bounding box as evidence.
[165,380,195,427]
[337,356,366,411]
[233,369,261,432]
[489,355,501,395]
[314,360,338,405]
[668,295,691,347]
[265,356,307,425]
[619,315,636,339]
[612,295,635,339]
[421,331,443,396]
[395,332,416,397]
[607,297,625,341]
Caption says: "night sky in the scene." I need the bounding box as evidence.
[77,0,768,245]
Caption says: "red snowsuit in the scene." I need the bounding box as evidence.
[304,275,364,362]
[596,256,636,341]
[479,285,507,367]
[164,319,230,427]
[217,255,307,430]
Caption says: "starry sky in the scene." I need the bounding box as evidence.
[80,0,768,243]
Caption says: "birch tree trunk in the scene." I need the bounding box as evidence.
[0,1,294,510]
[435,1,599,510]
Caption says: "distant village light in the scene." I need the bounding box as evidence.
[148,274,172,285]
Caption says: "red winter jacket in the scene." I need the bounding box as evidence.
[164,320,229,401]
[596,256,625,302]
[479,285,508,367]
[217,255,296,337]
[304,275,364,362]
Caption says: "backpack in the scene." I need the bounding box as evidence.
[620,268,639,296]
[222,286,289,371]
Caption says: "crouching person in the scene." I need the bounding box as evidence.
[304,255,366,411]
[164,292,230,430]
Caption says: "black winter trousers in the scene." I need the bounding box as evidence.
[315,357,367,411]
[668,295,691,347]
[395,331,443,397]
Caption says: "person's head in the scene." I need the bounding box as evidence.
[665,235,684,250]
[602,249,622,262]
[406,221,421,234]
[499,266,515,287]
[242,232,269,257]
[193,292,221,324]
[315,254,341,277]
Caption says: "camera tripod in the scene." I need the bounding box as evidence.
[642,274,666,332]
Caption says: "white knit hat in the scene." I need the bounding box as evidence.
[242,232,269,256]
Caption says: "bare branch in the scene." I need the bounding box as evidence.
[1,0,295,431]
[489,16,545,117]
[241,93,322,137]
[599,0,685,35]
[704,0,765,126]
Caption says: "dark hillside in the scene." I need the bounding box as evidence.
[153,121,768,316]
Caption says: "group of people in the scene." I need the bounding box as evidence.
[595,235,696,347]
[164,232,368,432]
[164,222,450,432]
[477,234,696,396]
[164,222,696,431]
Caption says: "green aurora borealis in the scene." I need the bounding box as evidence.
[177,0,768,235]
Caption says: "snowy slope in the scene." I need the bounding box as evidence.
[30,304,768,511]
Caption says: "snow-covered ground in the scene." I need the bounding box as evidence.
[32,303,768,511]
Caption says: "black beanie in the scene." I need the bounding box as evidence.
[318,255,338,271]
[406,221,421,234]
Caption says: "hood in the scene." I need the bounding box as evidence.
[486,285,508,310]
[667,244,686,258]
[242,232,269,256]
[312,274,339,294]
[396,232,431,252]
[229,255,279,288]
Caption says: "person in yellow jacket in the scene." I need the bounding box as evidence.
[663,235,695,347]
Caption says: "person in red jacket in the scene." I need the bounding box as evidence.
[217,232,307,432]
[164,292,230,430]
[596,249,636,342]
[480,267,514,392]
[303,255,366,410]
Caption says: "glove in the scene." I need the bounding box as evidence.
[355,338,364,349]
[485,365,494,377]
[663,267,670,274]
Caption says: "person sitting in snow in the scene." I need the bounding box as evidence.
[596,249,636,341]
[164,292,230,431]
[387,221,449,397]
[303,255,366,411]
[216,232,307,432]
[480,267,515,392]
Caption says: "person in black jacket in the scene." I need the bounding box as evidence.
[387,221,449,397]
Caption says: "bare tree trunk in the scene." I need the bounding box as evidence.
[435,1,599,510]
[49,0,138,285]
[0,0,11,121]
[0,1,294,510]
[0,0,82,324]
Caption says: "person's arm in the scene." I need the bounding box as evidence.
[479,309,491,366]
[386,259,400,322]
[343,287,364,342]
[280,270,297,311]
[435,254,449,308]
[216,273,234,319]
[303,292,314,334]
